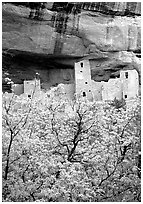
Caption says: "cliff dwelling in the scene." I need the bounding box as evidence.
[2,3,141,202]
[2,2,141,101]
[6,56,139,102]
[74,59,139,101]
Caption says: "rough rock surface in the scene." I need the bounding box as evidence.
[2,2,141,88]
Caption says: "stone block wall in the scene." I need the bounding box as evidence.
[102,78,122,101]
[91,81,103,101]
[120,69,139,100]
[12,84,24,95]
[74,60,139,102]
[11,61,139,102]
[24,79,41,97]
[75,60,93,101]
[62,83,75,100]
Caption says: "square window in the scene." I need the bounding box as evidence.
[85,82,88,84]
[83,92,86,97]
[80,62,83,67]
[125,72,128,78]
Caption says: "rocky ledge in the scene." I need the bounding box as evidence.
[2,2,141,86]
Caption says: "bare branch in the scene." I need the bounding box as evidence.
[98,160,118,187]
[3,94,15,114]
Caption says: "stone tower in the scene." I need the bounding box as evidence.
[24,79,41,97]
[75,60,93,101]
[120,69,139,100]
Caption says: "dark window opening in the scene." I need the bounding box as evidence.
[125,72,128,78]
[83,92,86,97]
[28,95,31,98]
[85,82,88,84]
[80,71,83,73]
[125,95,127,99]
[136,54,141,58]
[80,62,83,67]
[110,75,120,79]
[89,90,91,92]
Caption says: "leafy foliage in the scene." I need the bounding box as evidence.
[110,97,126,109]
[2,91,141,202]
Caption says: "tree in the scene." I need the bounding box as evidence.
[2,90,141,202]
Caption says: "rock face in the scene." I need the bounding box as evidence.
[3,3,141,54]
[2,2,141,89]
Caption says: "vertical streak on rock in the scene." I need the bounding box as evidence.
[96,2,101,11]
[106,24,110,40]
[127,2,138,14]
[137,26,141,51]
[72,14,80,33]
[114,2,120,11]
[106,20,114,47]
[118,2,126,14]
[135,2,141,15]
[128,24,138,51]
[128,26,131,51]
[73,3,81,33]
[53,12,69,54]
[72,14,78,33]
[108,2,115,11]
[89,2,95,11]
[84,2,90,10]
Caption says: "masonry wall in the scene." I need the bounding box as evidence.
[75,60,93,101]
[102,78,122,101]
[63,84,75,100]
[74,59,139,101]
[120,69,139,100]
[91,80,103,101]
[24,79,41,96]
[11,60,139,102]
[91,78,122,101]
[12,84,24,95]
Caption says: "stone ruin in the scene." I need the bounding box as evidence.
[12,79,41,98]
[74,60,139,101]
[11,60,139,102]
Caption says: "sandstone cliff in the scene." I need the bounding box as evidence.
[2,2,141,88]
